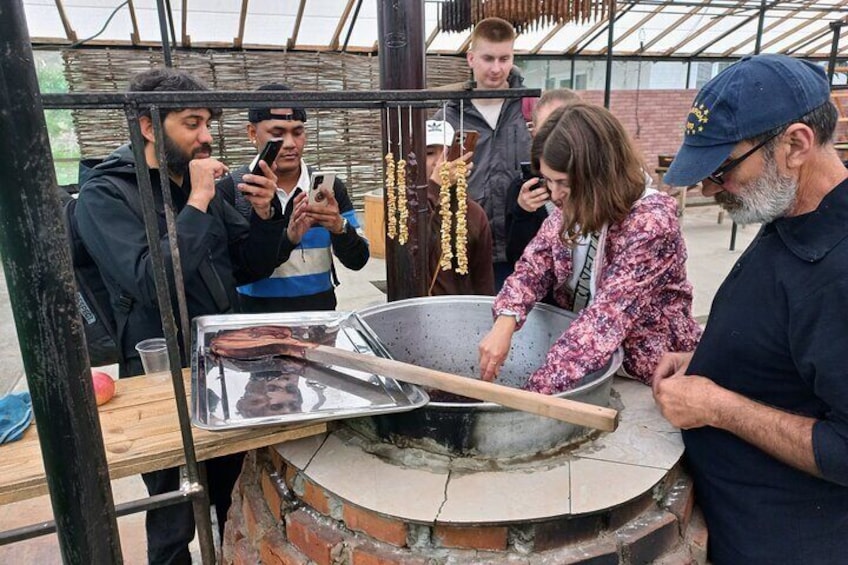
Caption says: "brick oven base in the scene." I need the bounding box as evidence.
[223,380,709,564]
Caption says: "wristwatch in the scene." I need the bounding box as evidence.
[333,217,349,235]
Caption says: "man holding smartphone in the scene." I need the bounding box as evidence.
[75,68,293,565]
[217,83,369,312]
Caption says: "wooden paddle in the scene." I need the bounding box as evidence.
[210,328,619,432]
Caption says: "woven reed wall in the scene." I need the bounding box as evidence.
[62,49,470,209]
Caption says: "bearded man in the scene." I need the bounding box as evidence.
[75,67,305,564]
[652,54,848,564]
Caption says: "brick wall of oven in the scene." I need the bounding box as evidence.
[223,448,708,565]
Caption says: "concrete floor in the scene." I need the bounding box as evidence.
[0,205,756,563]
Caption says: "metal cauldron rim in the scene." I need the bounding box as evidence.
[356,295,623,412]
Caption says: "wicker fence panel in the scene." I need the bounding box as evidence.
[61,49,468,209]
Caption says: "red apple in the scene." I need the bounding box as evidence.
[92,370,116,406]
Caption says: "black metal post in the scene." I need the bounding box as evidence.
[164,0,178,46]
[377,0,428,300]
[125,107,216,564]
[342,0,365,52]
[0,2,123,563]
[156,0,174,67]
[685,59,692,89]
[604,0,617,109]
[828,21,843,86]
[754,0,767,54]
[570,57,576,88]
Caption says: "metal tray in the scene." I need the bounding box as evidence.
[191,311,429,430]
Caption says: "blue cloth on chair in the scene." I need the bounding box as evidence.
[0,392,33,444]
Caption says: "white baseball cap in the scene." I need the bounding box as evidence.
[425,120,455,148]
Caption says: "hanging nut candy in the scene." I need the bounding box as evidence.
[396,158,409,245]
[385,152,397,240]
[454,158,469,275]
[438,161,454,271]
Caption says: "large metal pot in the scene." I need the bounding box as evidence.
[352,296,622,459]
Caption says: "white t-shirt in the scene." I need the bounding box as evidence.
[472,99,504,130]
[276,159,311,210]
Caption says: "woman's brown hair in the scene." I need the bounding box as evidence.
[531,103,645,242]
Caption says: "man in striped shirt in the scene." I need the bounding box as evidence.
[217,83,369,312]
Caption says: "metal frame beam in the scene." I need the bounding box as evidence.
[330,0,358,50]
[800,23,848,57]
[781,21,836,54]
[342,0,365,52]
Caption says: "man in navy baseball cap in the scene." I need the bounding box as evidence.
[653,53,848,565]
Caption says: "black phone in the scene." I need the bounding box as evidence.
[520,161,534,182]
[520,161,549,196]
[249,137,283,176]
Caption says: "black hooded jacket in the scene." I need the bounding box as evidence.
[75,144,292,376]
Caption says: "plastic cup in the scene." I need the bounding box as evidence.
[135,338,170,374]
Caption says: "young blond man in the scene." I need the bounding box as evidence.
[435,17,532,289]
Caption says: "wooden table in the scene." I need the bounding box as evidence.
[0,370,327,505]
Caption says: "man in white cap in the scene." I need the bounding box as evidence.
[653,54,848,564]
[424,120,494,296]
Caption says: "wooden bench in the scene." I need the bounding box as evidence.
[0,370,327,506]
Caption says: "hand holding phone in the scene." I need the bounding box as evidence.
[517,161,549,212]
[447,130,479,161]
[249,138,283,176]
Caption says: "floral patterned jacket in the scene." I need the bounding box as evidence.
[494,192,702,393]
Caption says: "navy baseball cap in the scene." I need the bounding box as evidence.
[664,54,830,187]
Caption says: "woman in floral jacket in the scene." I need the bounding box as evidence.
[479,103,701,394]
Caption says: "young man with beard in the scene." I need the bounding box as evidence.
[75,68,307,564]
[435,17,532,289]
[653,54,848,564]
[217,83,369,312]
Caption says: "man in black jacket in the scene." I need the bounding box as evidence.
[75,68,305,565]
[217,83,369,312]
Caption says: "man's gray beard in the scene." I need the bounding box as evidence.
[714,156,798,225]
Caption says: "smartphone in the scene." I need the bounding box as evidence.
[520,161,534,182]
[308,172,336,206]
[248,138,283,176]
[520,161,549,197]
[447,130,479,161]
